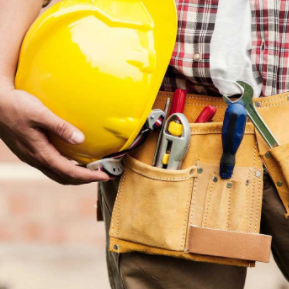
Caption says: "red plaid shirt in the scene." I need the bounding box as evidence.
[161,0,289,97]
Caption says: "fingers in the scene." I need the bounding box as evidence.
[38,142,109,183]
[12,133,109,185]
[36,106,85,145]
[40,167,90,185]
[0,90,110,185]
[39,167,74,185]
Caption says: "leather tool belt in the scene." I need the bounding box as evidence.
[108,91,289,267]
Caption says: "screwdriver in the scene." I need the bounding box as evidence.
[195,106,217,123]
[169,89,186,116]
[220,102,247,179]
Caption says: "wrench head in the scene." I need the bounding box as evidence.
[222,81,254,107]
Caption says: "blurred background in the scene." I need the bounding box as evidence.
[0,140,109,289]
[0,1,288,288]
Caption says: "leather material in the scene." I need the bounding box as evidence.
[100,173,289,288]
[108,91,282,268]
[188,226,272,263]
[110,155,197,251]
[140,90,289,214]
[110,237,254,267]
[254,92,289,216]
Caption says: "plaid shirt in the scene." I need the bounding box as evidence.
[161,0,289,97]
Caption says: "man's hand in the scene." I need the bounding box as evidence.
[0,86,109,185]
[0,0,109,184]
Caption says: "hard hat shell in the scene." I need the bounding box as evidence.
[15,0,177,164]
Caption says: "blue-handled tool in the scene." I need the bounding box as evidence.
[220,103,247,179]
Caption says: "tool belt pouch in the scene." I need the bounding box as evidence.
[256,93,289,218]
[109,94,272,268]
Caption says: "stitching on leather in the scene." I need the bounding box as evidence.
[258,94,288,104]
[191,130,222,133]
[128,166,195,181]
[110,185,118,236]
[261,94,288,102]
[155,100,170,104]
[140,175,192,181]
[227,186,232,230]
[255,157,262,233]
[157,94,289,109]
[186,103,227,108]
[190,130,255,134]
[155,99,227,108]
[186,96,224,102]
[249,145,257,232]
[186,175,199,252]
[158,94,225,102]
[160,100,288,109]
[190,176,198,230]
[181,179,193,251]
[125,157,197,180]
[263,100,288,108]
[204,178,215,228]
[245,168,251,233]
[116,170,127,240]
[187,226,191,253]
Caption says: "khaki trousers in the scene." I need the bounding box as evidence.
[98,174,289,289]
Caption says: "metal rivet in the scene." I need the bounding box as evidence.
[246,180,250,186]
[114,245,119,251]
[197,168,203,174]
[227,182,233,189]
[265,152,271,159]
[213,176,218,183]
[255,171,261,178]
[193,52,202,62]
[255,102,261,108]
[277,181,283,187]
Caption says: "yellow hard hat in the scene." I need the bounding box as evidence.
[15,0,177,168]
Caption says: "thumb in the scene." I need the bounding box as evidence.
[37,107,85,145]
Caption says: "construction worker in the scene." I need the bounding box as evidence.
[0,1,289,289]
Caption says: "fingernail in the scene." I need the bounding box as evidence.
[70,131,85,144]
[99,174,110,182]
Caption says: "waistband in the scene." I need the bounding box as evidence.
[156,91,289,123]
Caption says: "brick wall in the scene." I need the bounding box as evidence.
[0,141,105,246]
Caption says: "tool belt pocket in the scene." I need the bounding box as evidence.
[260,142,289,218]
[109,155,196,251]
[255,95,289,217]
[109,122,272,267]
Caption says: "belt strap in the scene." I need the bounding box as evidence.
[189,226,272,263]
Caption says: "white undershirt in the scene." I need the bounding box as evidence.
[210,0,262,97]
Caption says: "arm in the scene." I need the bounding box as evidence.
[0,0,109,184]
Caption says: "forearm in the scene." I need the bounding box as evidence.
[0,0,44,90]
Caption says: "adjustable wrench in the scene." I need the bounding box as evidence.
[222,81,279,148]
